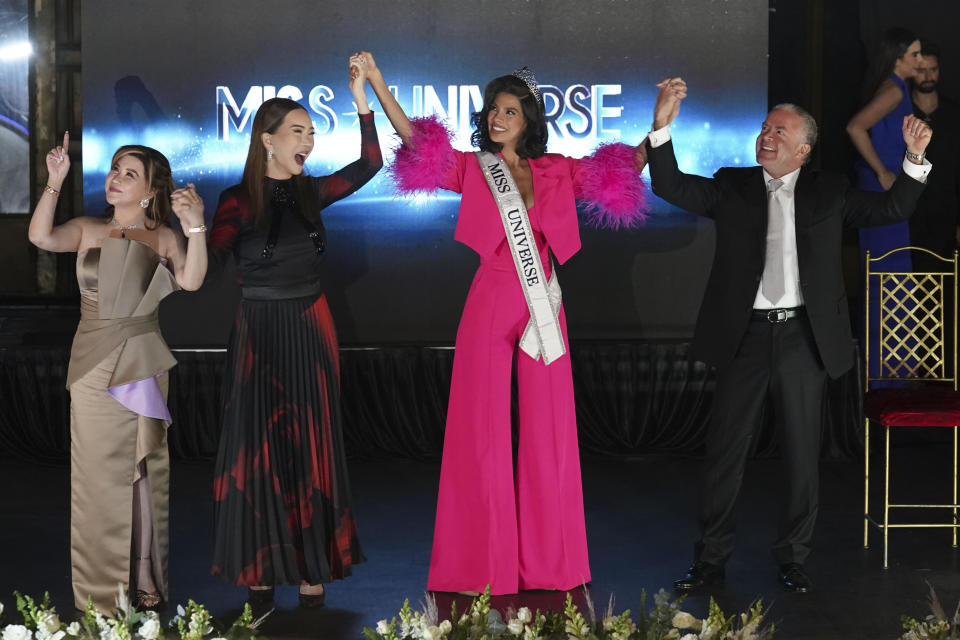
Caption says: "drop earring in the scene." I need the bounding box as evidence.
[267,149,273,162]
[139,198,150,209]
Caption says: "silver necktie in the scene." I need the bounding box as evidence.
[761,178,785,305]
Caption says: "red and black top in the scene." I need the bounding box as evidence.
[208,112,382,291]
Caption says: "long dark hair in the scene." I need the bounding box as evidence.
[860,27,918,103]
[470,75,547,158]
[106,145,173,230]
[241,97,317,226]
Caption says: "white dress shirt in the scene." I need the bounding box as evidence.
[646,124,933,310]
[755,167,802,308]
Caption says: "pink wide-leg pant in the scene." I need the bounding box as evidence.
[427,258,591,595]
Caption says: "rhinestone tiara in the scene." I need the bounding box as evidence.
[511,66,543,105]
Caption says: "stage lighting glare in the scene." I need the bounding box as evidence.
[0,41,33,61]
[81,136,105,174]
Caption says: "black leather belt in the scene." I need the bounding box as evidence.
[241,280,323,300]
[752,307,804,323]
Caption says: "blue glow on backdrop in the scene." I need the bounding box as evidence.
[81,0,769,343]
[82,84,763,222]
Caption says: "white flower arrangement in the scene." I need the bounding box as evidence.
[900,583,960,640]
[363,585,774,640]
[0,587,267,640]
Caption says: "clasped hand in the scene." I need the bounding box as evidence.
[170,183,204,231]
[653,77,687,129]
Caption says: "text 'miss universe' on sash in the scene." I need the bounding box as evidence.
[476,151,565,365]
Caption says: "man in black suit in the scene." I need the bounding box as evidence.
[646,78,933,593]
[910,40,960,271]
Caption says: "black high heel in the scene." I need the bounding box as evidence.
[247,586,275,607]
[298,585,325,608]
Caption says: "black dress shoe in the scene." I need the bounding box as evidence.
[247,586,275,606]
[778,563,812,593]
[674,561,725,592]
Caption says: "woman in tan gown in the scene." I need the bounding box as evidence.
[28,133,208,612]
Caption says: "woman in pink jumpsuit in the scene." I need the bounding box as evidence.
[366,53,648,594]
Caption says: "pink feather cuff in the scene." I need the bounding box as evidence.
[388,115,457,195]
[578,142,649,229]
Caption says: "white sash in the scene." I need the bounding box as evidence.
[476,151,565,365]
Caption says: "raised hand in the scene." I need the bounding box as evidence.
[653,77,687,129]
[902,114,932,158]
[349,53,366,85]
[45,131,71,186]
[348,52,371,115]
[353,50,411,142]
[170,183,205,231]
[354,50,380,80]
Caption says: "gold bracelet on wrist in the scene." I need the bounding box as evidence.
[45,184,60,196]
[187,224,207,235]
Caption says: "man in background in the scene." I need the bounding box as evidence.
[910,39,960,271]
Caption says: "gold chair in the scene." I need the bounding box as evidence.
[863,246,960,568]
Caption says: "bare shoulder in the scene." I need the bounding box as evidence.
[874,78,904,104]
[73,215,109,230]
[75,216,112,250]
[849,80,905,127]
[156,224,178,240]
[157,224,178,247]
[156,224,183,258]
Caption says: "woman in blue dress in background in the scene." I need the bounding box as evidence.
[847,28,922,252]
[846,27,923,377]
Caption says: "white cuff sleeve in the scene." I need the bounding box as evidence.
[902,156,932,183]
[647,124,672,148]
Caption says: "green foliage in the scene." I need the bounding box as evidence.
[13,590,52,630]
[171,599,214,640]
[362,584,773,640]
[562,592,590,639]
[1,586,266,640]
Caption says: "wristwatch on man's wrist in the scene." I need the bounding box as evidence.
[905,150,925,163]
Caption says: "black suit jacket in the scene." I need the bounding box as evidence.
[648,139,926,378]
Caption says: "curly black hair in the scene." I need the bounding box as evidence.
[470,74,547,159]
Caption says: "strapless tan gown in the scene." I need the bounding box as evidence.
[66,237,179,612]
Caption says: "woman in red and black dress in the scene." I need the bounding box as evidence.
[209,55,381,608]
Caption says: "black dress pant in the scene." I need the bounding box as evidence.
[695,311,828,567]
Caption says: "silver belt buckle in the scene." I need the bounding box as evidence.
[767,308,788,323]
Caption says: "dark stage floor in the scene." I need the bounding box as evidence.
[1,454,958,639]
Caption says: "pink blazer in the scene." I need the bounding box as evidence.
[389,116,648,257]
[440,151,583,265]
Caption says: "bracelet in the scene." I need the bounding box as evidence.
[905,150,925,163]
[187,225,207,235]
[45,184,60,196]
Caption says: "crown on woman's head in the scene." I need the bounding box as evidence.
[511,66,543,105]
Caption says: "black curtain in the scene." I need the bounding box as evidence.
[0,342,863,463]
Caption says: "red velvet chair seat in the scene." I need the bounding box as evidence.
[864,387,960,426]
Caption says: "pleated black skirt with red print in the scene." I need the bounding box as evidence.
[212,293,363,586]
